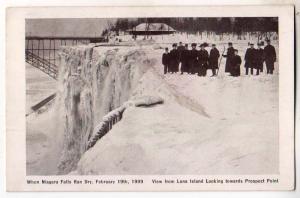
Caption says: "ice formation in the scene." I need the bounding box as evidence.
[56,45,158,174]
[46,39,279,175]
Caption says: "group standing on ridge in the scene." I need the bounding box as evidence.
[162,39,277,77]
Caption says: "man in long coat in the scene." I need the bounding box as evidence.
[177,42,185,72]
[264,39,276,74]
[189,43,198,74]
[256,43,264,73]
[169,43,179,73]
[245,43,257,75]
[198,43,209,76]
[209,44,220,76]
[230,49,242,77]
[222,42,235,74]
[177,42,185,60]
[180,44,190,74]
[162,47,170,74]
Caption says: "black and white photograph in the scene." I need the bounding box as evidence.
[5,5,294,191]
[25,17,279,175]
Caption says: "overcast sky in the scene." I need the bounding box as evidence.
[26,18,116,37]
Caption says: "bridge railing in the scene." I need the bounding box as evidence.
[25,36,107,79]
[25,50,58,79]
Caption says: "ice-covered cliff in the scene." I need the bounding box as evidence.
[56,45,155,174]
[71,44,279,175]
[54,42,278,175]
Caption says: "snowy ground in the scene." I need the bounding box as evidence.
[26,63,57,114]
[26,40,279,175]
[26,64,62,175]
[75,43,279,175]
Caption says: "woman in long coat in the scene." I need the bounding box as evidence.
[222,42,235,73]
[230,49,242,77]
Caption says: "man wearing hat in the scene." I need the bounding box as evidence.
[245,43,258,75]
[230,49,242,77]
[169,43,180,73]
[264,39,276,74]
[189,43,198,74]
[209,44,220,76]
[222,42,235,74]
[198,43,209,76]
[180,44,190,74]
[162,47,170,74]
[256,42,265,73]
[177,41,185,64]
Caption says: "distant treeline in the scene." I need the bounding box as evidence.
[102,17,278,36]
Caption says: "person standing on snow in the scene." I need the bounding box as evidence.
[208,44,220,77]
[177,41,185,59]
[264,39,276,74]
[222,42,235,74]
[256,42,265,73]
[189,43,199,74]
[177,42,185,72]
[180,44,190,74]
[169,43,180,73]
[198,43,209,77]
[245,43,258,75]
[162,47,170,74]
[230,49,242,77]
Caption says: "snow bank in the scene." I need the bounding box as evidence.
[57,43,211,175]
[56,45,154,174]
[26,63,62,175]
[87,95,164,150]
[75,70,279,175]
[56,39,279,175]
[74,43,279,175]
[26,103,64,175]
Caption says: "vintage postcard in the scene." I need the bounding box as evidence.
[6,5,294,191]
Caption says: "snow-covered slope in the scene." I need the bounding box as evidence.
[73,44,278,175]
[26,64,60,175]
[34,38,279,175]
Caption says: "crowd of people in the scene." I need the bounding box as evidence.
[162,39,277,77]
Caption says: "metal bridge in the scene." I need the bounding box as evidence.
[25,36,106,115]
[25,36,107,79]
